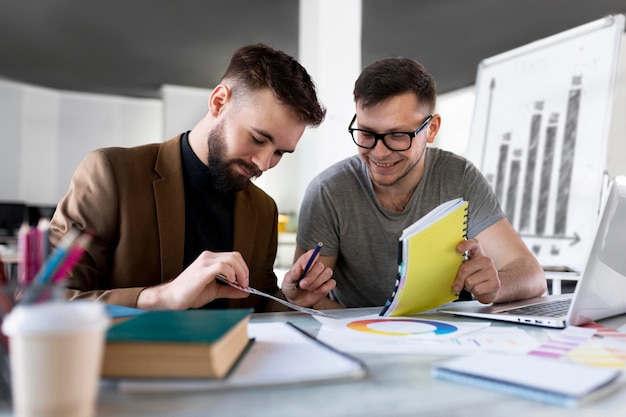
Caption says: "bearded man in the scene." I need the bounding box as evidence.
[50,44,335,312]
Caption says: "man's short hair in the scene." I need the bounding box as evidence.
[353,57,437,112]
[222,43,326,127]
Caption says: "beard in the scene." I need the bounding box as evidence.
[206,123,262,193]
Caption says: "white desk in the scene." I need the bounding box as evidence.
[2,307,626,417]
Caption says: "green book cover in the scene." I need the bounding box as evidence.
[106,308,253,344]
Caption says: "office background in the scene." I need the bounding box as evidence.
[1,0,626,235]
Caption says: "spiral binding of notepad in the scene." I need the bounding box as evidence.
[462,204,469,262]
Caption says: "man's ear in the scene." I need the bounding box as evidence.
[426,113,441,144]
[208,84,231,117]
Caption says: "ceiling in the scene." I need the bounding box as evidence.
[1,0,625,99]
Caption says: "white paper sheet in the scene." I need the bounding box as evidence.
[116,322,366,393]
[313,314,527,354]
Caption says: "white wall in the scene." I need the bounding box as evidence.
[161,84,210,139]
[295,0,363,208]
[433,86,476,157]
[19,86,60,204]
[0,79,162,205]
[0,80,25,201]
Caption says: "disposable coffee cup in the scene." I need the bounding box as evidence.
[2,301,110,417]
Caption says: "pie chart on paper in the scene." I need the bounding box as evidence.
[346,318,458,336]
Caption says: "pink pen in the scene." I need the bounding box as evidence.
[51,233,92,283]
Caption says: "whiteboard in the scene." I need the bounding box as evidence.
[466,14,625,272]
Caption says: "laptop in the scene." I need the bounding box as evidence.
[438,176,626,328]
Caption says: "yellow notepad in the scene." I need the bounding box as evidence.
[381,198,469,317]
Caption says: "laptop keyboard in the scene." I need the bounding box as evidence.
[503,298,572,317]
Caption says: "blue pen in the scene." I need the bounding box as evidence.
[295,242,323,289]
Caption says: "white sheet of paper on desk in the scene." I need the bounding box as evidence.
[116,322,366,393]
[313,314,528,355]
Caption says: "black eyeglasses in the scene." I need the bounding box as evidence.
[348,114,433,151]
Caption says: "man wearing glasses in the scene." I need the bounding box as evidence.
[291,57,547,309]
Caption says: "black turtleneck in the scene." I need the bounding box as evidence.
[181,132,234,308]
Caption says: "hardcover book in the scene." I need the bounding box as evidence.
[102,308,252,379]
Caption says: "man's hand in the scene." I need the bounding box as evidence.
[282,247,335,307]
[452,239,501,304]
[137,251,250,310]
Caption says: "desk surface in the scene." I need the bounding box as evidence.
[2,307,626,417]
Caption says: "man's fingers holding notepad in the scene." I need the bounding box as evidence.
[454,239,501,304]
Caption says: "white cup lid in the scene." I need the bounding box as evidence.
[2,300,110,336]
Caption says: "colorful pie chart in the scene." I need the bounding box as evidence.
[346,318,458,336]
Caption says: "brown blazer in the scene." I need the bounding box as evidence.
[50,135,285,312]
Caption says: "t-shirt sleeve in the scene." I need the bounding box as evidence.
[296,176,341,256]
[462,161,505,238]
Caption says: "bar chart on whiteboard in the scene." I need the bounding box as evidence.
[466,15,624,272]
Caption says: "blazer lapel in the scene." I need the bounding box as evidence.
[153,136,186,282]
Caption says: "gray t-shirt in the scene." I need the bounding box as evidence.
[297,148,504,308]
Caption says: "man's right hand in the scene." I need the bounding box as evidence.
[136,250,251,310]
